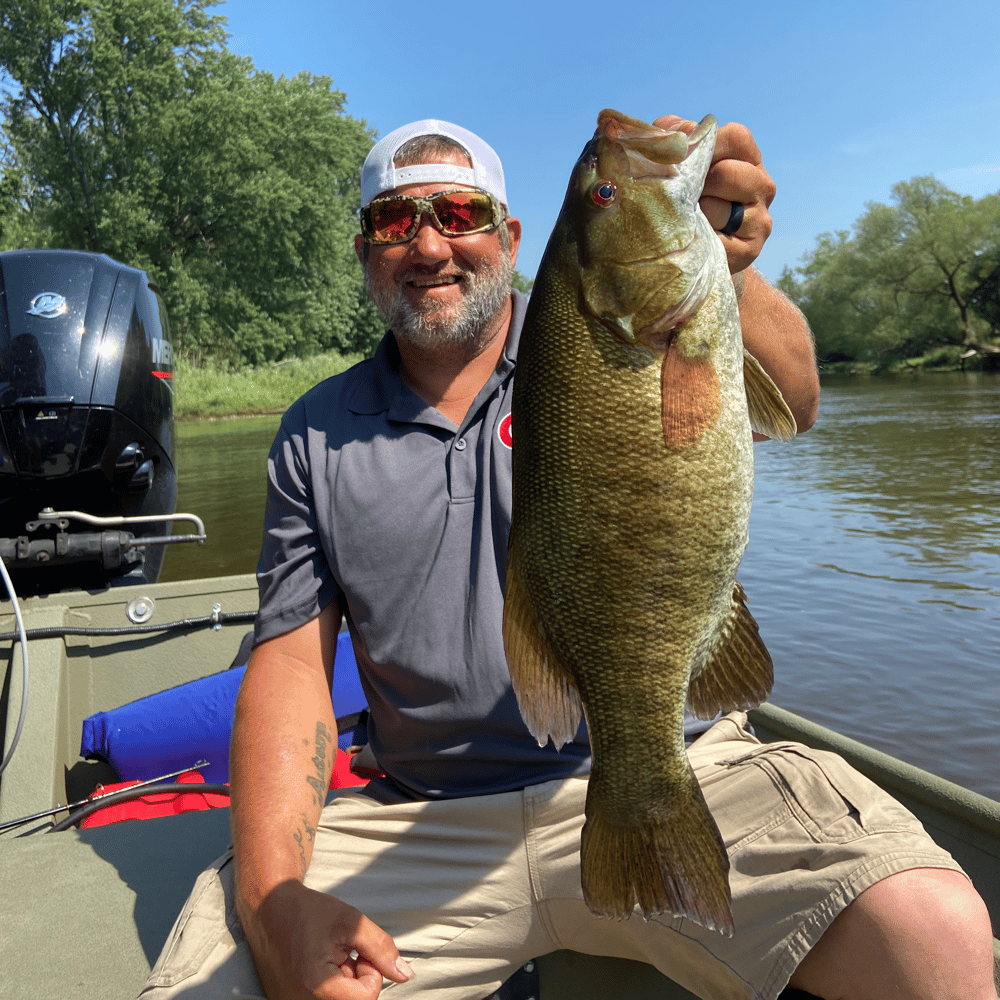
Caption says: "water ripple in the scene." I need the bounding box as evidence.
[746,372,1000,799]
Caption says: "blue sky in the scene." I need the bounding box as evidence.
[219,0,1000,285]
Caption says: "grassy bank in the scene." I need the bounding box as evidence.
[174,353,365,419]
[175,345,998,419]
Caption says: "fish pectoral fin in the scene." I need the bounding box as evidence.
[580,764,734,932]
[687,581,774,718]
[502,552,583,750]
[744,350,797,442]
[660,342,722,450]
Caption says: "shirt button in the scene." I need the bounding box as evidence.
[455,438,467,451]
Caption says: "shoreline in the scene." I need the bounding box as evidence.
[173,355,999,422]
[173,352,363,422]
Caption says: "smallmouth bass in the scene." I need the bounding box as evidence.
[503,111,796,931]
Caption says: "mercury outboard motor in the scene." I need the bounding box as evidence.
[0,249,177,595]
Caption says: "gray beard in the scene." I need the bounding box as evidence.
[365,250,513,352]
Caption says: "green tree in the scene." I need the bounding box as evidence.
[963,242,1000,336]
[855,180,1000,354]
[511,269,534,295]
[782,178,1000,370]
[0,169,24,246]
[0,0,382,363]
[1,101,56,248]
[778,230,886,363]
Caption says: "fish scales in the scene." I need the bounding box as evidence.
[503,111,796,931]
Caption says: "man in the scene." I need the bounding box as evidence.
[143,118,996,1000]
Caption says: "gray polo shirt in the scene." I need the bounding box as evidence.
[255,291,593,798]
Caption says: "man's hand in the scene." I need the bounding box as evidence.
[654,115,776,275]
[239,880,414,1000]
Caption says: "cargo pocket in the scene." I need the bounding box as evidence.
[722,742,911,844]
[141,851,242,992]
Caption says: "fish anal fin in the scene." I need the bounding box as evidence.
[580,767,734,933]
[502,550,583,749]
[661,344,722,451]
[687,581,774,718]
[744,350,797,442]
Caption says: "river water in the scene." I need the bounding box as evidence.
[162,373,1000,800]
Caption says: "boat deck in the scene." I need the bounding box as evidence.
[2,575,998,997]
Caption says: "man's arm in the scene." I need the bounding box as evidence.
[739,266,818,435]
[654,115,820,435]
[230,601,413,999]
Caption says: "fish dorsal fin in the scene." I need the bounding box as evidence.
[502,543,583,749]
[744,350,797,442]
[687,581,774,718]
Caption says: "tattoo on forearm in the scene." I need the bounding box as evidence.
[293,814,317,871]
[305,720,332,806]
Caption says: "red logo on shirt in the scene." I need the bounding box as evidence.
[498,413,513,449]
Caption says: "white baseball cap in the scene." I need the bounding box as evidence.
[360,119,508,208]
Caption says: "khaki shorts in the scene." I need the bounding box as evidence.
[141,713,962,1000]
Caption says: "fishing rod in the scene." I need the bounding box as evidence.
[0,760,211,835]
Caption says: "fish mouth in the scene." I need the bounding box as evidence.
[631,241,695,266]
[595,111,716,182]
[576,110,722,344]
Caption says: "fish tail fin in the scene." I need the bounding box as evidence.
[687,580,774,718]
[502,546,583,749]
[581,769,734,934]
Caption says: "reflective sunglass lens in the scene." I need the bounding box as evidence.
[368,200,417,242]
[432,193,494,235]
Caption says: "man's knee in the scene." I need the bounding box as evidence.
[790,867,997,1000]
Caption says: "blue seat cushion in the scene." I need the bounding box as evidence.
[80,631,367,784]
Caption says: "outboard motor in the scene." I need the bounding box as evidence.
[0,249,177,595]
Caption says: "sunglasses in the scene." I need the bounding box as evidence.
[360,188,507,245]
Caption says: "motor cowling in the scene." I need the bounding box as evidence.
[0,249,177,595]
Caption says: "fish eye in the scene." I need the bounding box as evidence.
[592,182,616,207]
